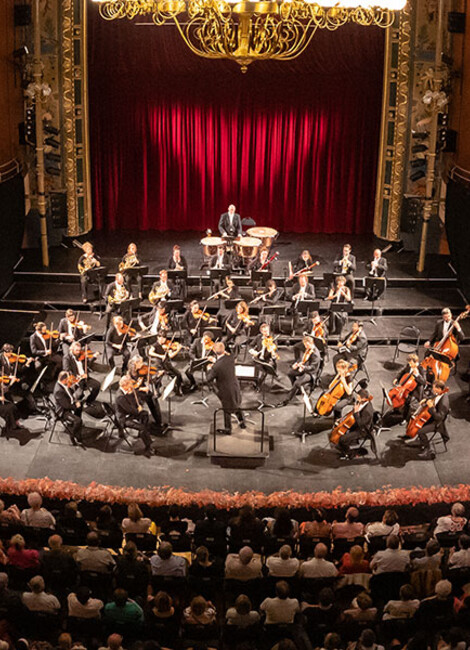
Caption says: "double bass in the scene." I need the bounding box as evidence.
[329,395,373,445]
[405,387,449,438]
[315,363,357,416]
[421,306,470,382]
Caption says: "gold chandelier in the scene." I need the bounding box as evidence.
[92,1,406,72]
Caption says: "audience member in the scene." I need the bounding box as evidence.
[224,545,263,581]
[99,633,125,650]
[146,590,176,622]
[20,492,56,529]
[150,542,187,577]
[228,505,265,549]
[331,507,364,539]
[349,628,384,650]
[121,503,152,534]
[67,585,103,619]
[0,572,22,615]
[41,534,77,585]
[302,587,339,637]
[95,505,121,533]
[411,539,442,571]
[22,575,60,612]
[226,594,261,627]
[160,504,190,536]
[416,580,454,631]
[338,545,370,575]
[183,595,217,625]
[103,588,144,627]
[370,536,409,574]
[188,545,223,578]
[342,592,378,622]
[115,541,150,593]
[266,544,300,577]
[56,501,89,538]
[365,509,400,540]
[264,508,299,539]
[260,580,300,624]
[194,504,227,549]
[382,584,420,620]
[7,534,40,569]
[299,509,332,539]
[0,499,21,523]
[299,543,338,578]
[449,534,470,568]
[434,503,467,535]
[74,531,116,573]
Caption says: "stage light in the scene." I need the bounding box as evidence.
[93,0,405,72]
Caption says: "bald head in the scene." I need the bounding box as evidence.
[213,342,225,356]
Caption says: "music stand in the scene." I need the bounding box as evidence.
[225,299,242,310]
[101,367,117,404]
[87,266,108,313]
[330,302,354,315]
[119,297,140,321]
[165,299,184,312]
[262,305,286,331]
[251,270,272,283]
[364,276,386,325]
[162,376,181,432]
[253,358,277,411]
[191,358,212,408]
[291,386,315,443]
[124,265,148,280]
[77,333,95,347]
[166,269,187,281]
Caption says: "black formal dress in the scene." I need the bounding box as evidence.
[336,401,375,458]
[115,390,152,450]
[105,326,130,372]
[206,353,245,432]
[285,343,321,402]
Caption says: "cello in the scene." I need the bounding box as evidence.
[388,371,418,410]
[329,395,373,445]
[405,386,449,438]
[421,306,470,382]
[315,362,357,416]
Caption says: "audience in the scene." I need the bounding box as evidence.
[74,531,116,573]
[22,575,60,612]
[331,507,364,539]
[382,584,420,620]
[103,588,144,628]
[299,508,332,539]
[338,544,370,575]
[41,534,77,585]
[183,595,217,625]
[365,509,400,540]
[299,543,338,578]
[224,545,263,580]
[188,545,223,578]
[67,585,103,618]
[411,539,442,570]
[121,503,153,535]
[449,534,470,568]
[7,534,40,569]
[20,492,56,529]
[266,544,300,577]
[342,592,378,622]
[150,541,187,577]
[370,536,409,574]
[260,580,300,624]
[264,508,299,539]
[0,499,21,523]
[226,594,260,627]
[56,501,89,538]
[434,503,467,535]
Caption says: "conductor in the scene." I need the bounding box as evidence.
[207,342,246,435]
[219,204,242,238]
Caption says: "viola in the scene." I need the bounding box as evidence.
[43,329,60,340]
[388,371,418,410]
[262,336,280,359]
[65,375,80,387]
[315,363,357,416]
[406,387,449,438]
[329,396,373,445]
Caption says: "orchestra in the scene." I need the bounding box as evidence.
[6,228,465,465]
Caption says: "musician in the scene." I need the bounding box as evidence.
[367,249,388,278]
[185,332,217,390]
[218,204,242,238]
[327,275,352,336]
[138,301,169,338]
[0,344,36,416]
[329,359,355,420]
[58,309,91,356]
[105,315,131,373]
[307,312,328,343]
[116,375,154,458]
[52,371,85,447]
[290,250,316,277]
[424,308,464,350]
[334,389,375,461]
[206,342,246,434]
[391,353,426,422]
[77,242,101,303]
[149,270,175,305]
[148,333,184,396]
[404,380,450,458]
[104,273,130,327]
[280,335,321,405]
[291,274,316,303]
[63,341,100,406]
[224,276,240,301]
[168,244,188,272]
[182,301,217,342]
[0,392,21,440]
[120,243,143,299]
[29,322,62,378]
[248,247,270,273]
[210,245,230,271]
[127,356,165,433]
[248,323,279,388]
[225,301,255,347]
[333,243,356,294]
[333,321,368,368]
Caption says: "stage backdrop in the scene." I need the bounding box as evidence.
[88,3,384,233]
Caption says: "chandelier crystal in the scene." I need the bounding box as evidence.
[92,0,407,72]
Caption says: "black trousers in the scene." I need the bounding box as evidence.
[286,369,314,401]
[417,423,448,449]
[73,377,101,405]
[35,353,63,380]
[106,345,130,372]
[122,413,152,449]
[337,428,363,455]
[333,396,354,419]
[123,271,143,296]
[221,406,245,432]
[63,411,83,442]
[0,402,18,431]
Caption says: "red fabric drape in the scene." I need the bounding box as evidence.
[88,2,384,233]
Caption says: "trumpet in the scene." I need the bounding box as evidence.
[119,254,139,272]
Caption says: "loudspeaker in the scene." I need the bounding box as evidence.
[14,5,31,26]
[448,12,466,33]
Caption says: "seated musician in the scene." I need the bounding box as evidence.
[248,247,270,273]
[333,243,356,294]
[306,311,328,344]
[329,359,354,420]
[365,248,388,301]
[210,244,230,271]
[218,204,242,238]
[391,353,426,423]
[279,335,321,406]
[403,380,450,459]
[104,272,130,327]
[137,302,169,352]
[168,244,188,272]
[0,390,22,439]
[63,341,100,406]
[29,322,62,379]
[424,308,464,351]
[224,276,240,301]
[289,249,316,278]
[182,301,217,342]
[52,371,85,448]
[185,331,217,391]
[77,241,101,303]
[116,375,154,458]
[58,309,91,356]
[149,269,175,305]
[225,301,255,348]
[105,315,131,373]
[332,389,374,461]
[148,333,184,396]
[333,321,368,368]
[291,274,316,304]
[127,356,165,433]
[0,344,36,415]
[248,323,279,389]
[327,275,352,335]
[120,242,143,299]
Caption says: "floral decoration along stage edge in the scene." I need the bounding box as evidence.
[0,477,470,510]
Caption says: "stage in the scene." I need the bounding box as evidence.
[0,231,469,499]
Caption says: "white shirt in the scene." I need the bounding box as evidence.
[260,597,300,624]
[22,591,60,612]
[266,556,300,577]
[67,592,103,618]
[449,548,470,568]
[370,548,409,574]
[150,311,161,335]
[299,558,338,578]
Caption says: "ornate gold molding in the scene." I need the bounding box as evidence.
[61,0,92,236]
[373,6,412,241]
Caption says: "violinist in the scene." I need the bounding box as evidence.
[29,322,62,379]
[333,321,368,368]
[248,323,279,389]
[77,241,101,303]
[149,270,175,305]
[182,301,218,342]
[116,376,154,458]
[185,332,217,391]
[138,301,169,339]
[225,301,256,348]
[58,309,91,355]
[63,342,100,406]
[306,312,328,346]
[127,356,165,433]
[148,333,184,395]
[390,353,426,422]
[119,243,143,298]
[52,371,85,448]
[279,335,321,406]
[333,243,356,294]
[0,344,36,416]
[105,315,131,373]
[332,389,374,461]
[327,275,352,336]
[105,273,130,327]
[402,380,450,459]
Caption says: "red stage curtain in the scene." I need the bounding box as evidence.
[88,3,384,233]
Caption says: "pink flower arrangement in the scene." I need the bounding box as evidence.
[0,476,470,511]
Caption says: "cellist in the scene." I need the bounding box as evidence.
[330,389,374,461]
[390,353,426,423]
[402,380,450,459]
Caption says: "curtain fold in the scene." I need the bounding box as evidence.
[88,2,384,233]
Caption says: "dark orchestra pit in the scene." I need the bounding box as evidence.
[1,231,470,497]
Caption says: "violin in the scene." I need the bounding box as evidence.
[0,375,19,386]
[420,306,470,382]
[329,396,373,445]
[162,340,186,354]
[43,329,60,340]
[406,387,449,438]
[4,352,34,365]
[195,309,217,323]
[117,323,137,337]
[73,320,91,333]
[262,336,280,359]
[237,313,255,327]
[315,363,357,416]
[388,370,418,410]
[65,375,80,387]
[77,349,98,362]
[136,363,159,376]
